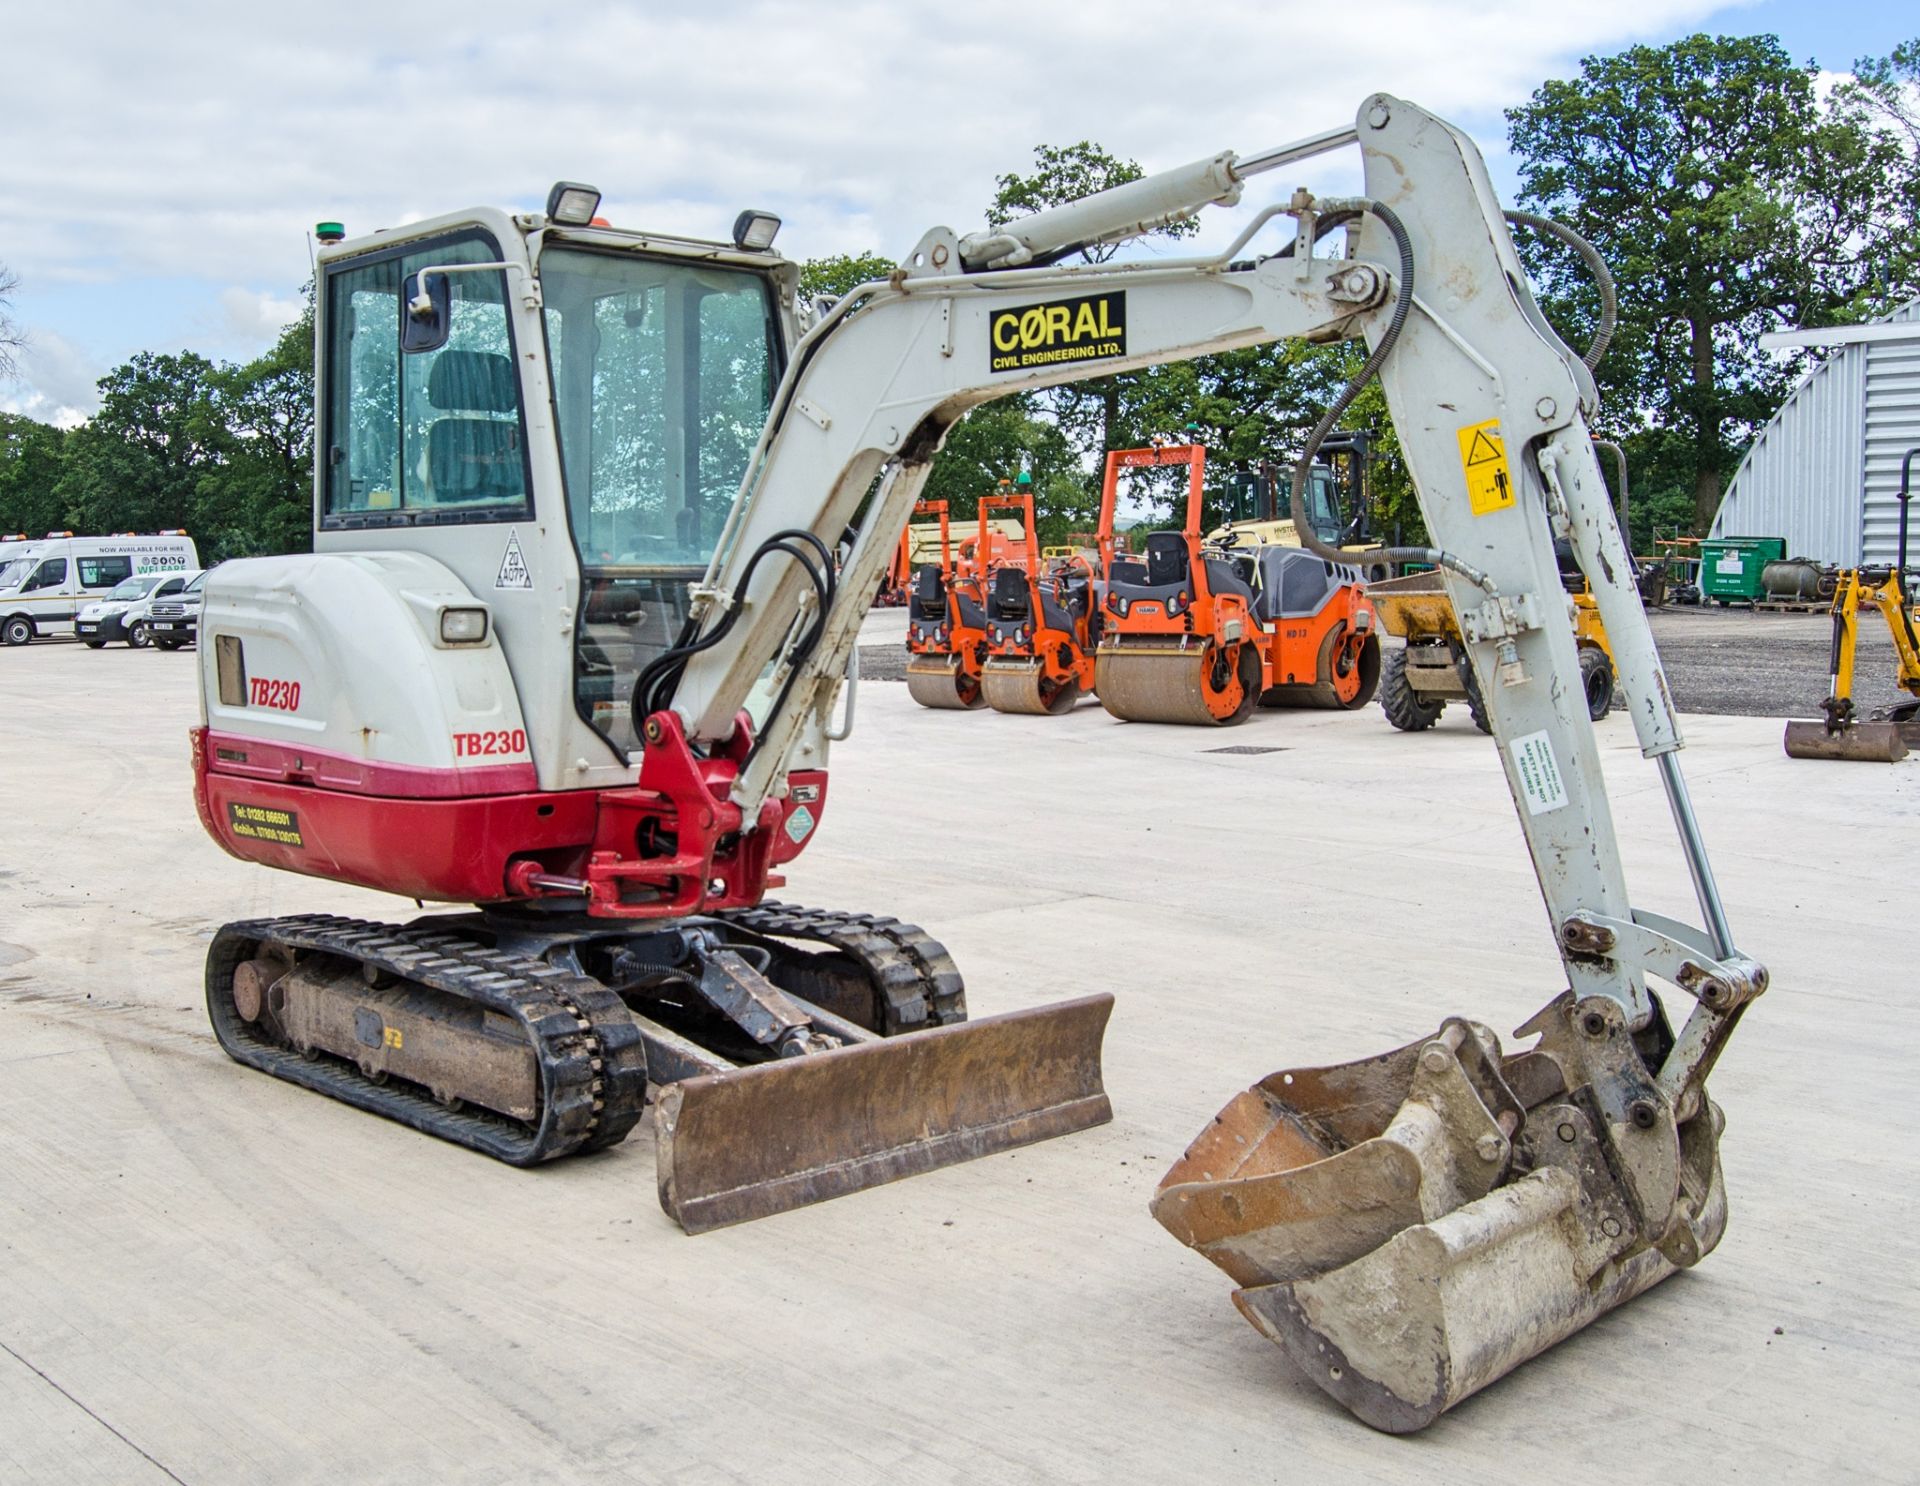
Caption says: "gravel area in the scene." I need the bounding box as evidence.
[858,604,1918,720]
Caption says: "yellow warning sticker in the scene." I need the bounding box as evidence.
[1457,419,1514,516]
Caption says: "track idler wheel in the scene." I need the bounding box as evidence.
[981,660,1080,715]
[1261,623,1381,710]
[906,654,985,710]
[1096,642,1261,726]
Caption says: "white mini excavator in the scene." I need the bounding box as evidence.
[192,97,1763,1428]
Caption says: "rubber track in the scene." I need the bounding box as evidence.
[206,914,648,1165]
[714,900,967,1034]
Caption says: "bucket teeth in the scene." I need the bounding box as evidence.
[1152,1007,1728,1431]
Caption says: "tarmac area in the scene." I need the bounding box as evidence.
[2,628,1918,1483]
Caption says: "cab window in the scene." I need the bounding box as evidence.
[540,246,782,753]
[25,558,67,591]
[322,231,531,527]
[78,556,132,588]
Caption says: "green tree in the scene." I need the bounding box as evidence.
[1507,34,1918,534]
[0,413,67,537]
[193,290,316,558]
[919,400,1086,540]
[54,350,224,536]
[798,252,897,302]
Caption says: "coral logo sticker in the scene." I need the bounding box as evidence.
[496,529,534,590]
[1457,420,1515,516]
[990,292,1127,373]
[227,802,305,847]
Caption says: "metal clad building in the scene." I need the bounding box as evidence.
[1710,297,1920,566]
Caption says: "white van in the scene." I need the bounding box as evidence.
[0,532,199,646]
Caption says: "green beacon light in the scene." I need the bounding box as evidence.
[1016,469,1033,488]
[315,222,346,244]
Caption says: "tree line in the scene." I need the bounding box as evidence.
[3,32,1915,562]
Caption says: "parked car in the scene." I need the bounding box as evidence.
[0,531,198,645]
[75,571,194,648]
[148,568,211,650]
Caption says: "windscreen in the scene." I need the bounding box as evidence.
[108,577,154,601]
[0,557,33,588]
[540,246,781,752]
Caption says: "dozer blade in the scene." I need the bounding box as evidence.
[1152,1015,1727,1432]
[1783,718,1907,761]
[655,993,1113,1233]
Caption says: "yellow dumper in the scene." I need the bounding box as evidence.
[1373,569,1615,731]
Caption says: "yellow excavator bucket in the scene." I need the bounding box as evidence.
[1152,1013,1727,1432]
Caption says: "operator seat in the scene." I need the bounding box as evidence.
[426,350,526,504]
[910,564,946,623]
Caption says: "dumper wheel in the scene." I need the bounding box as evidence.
[1379,647,1443,732]
[1580,646,1614,722]
[1463,667,1492,734]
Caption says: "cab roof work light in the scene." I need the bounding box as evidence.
[732,210,781,251]
[546,182,602,227]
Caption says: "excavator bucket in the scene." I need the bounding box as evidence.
[1152,1015,1726,1432]
[1783,719,1908,762]
[656,993,1113,1232]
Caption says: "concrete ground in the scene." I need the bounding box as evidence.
[2,637,1917,1484]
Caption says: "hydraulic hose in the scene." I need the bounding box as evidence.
[1502,210,1617,372]
[631,528,837,738]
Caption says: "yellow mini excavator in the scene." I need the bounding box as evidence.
[1784,449,1919,761]
[190,98,1763,1430]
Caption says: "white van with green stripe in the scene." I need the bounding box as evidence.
[0,532,200,646]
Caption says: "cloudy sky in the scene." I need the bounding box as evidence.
[0,0,1910,425]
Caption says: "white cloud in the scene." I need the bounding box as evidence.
[0,329,105,427]
[216,287,305,344]
[5,2,1737,268]
[0,0,1743,422]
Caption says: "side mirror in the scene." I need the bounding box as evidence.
[402,271,452,354]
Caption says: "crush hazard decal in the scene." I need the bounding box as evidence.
[227,802,304,847]
[1457,419,1515,516]
[989,292,1126,373]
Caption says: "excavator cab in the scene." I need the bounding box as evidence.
[195,203,1113,1234]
